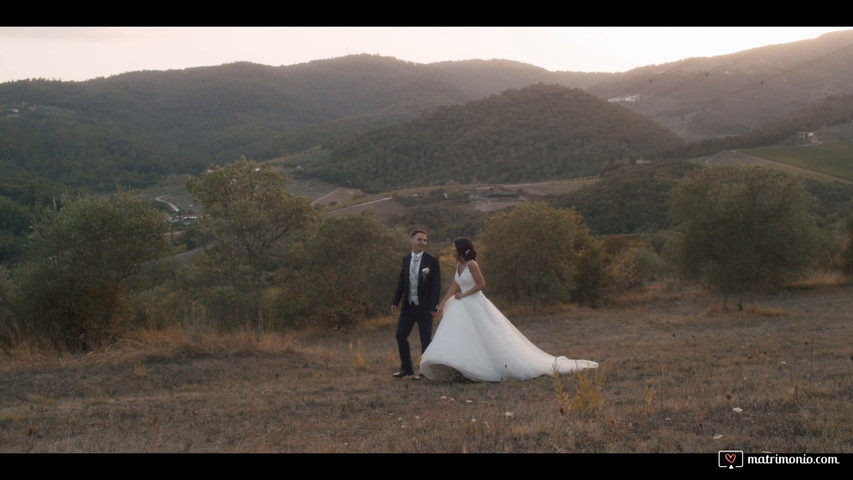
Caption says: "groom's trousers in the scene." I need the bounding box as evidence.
[395,302,433,372]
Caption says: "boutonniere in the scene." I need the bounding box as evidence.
[421,267,431,278]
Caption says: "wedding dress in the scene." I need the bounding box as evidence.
[420,263,599,382]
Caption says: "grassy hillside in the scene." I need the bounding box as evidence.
[741,140,853,183]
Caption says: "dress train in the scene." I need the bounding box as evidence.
[420,265,598,382]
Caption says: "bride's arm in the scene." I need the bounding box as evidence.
[436,264,461,316]
[455,260,485,299]
[437,282,459,312]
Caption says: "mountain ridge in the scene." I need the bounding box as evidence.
[2,30,853,195]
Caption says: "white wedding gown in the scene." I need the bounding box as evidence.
[420,264,599,382]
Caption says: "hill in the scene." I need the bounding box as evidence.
[2,30,853,195]
[586,29,853,141]
[304,83,684,193]
[4,33,853,264]
[0,55,602,193]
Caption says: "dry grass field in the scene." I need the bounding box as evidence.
[1,282,851,455]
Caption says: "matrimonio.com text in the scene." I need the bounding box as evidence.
[718,450,842,469]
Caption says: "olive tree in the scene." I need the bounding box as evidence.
[15,191,168,349]
[479,201,605,308]
[288,211,399,329]
[668,164,821,310]
[187,158,316,336]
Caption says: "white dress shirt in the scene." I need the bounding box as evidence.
[409,252,422,304]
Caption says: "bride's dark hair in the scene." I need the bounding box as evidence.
[454,237,477,261]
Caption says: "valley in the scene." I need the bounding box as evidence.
[142,138,853,232]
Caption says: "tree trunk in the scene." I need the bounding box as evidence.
[255,273,264,338]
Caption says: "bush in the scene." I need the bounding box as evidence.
[479,202,606,308]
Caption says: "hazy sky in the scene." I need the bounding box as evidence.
[0,27,849,84]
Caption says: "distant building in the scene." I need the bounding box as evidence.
[797,131,819,144]
[170,214,199,226]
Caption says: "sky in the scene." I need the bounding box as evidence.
[0,26,850,84]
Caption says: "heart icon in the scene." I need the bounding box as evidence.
[725,453,737,464]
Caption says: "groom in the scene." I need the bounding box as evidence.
[391,228,441,380]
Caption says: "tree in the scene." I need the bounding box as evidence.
[15,191,168,349]
[668,165,821,310]
[840,213,853,275]
[0,196,34,267]
[187,158,316,336]
[293,211,400,329]
[478,201,604,308]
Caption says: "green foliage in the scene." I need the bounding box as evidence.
[311,84,684,193]
[594,234,675,297]
[662,94,853,159]
[286,211,399,329]
[0,172,73,267]
[187,158,317,335]
[571,236,608,307]
[11,191,168,350]
[0,113,173,192]
[3,58,853,349]
[0,57,501,194]
[387,201,486,247]
[668,165,822,309]
[552,159,702,235]
[745,141,853,182]
[3,56,853,202]
[0,196,32,266]
[479,201,605,308]
[801,178,853,226]
[0,266,17,350]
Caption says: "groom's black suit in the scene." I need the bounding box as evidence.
[392,251,441,374]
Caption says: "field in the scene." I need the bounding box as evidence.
[1,281,851,454]
[741,140,853,184]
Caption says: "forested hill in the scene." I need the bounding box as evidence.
[0,56,605,193]
[2,30,853,196]
[307,84,684,193]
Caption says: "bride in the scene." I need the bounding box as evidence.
[419,237,599,382]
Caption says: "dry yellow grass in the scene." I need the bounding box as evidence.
[1,284,851,454]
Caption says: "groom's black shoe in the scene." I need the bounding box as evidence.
[413,373,425,381]
[392,370,414,378]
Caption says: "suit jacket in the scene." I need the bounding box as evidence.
[392,251,441,312]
